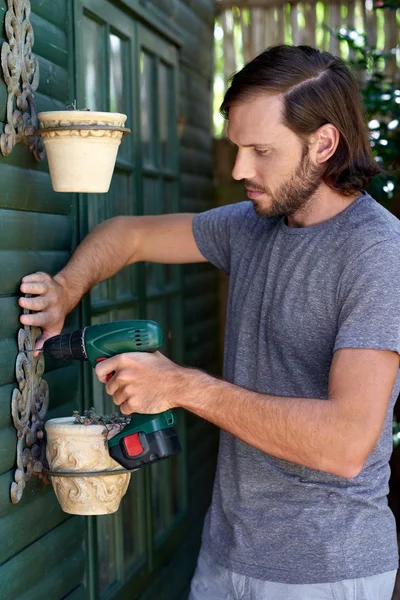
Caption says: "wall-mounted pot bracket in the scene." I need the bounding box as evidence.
[11,325,49,504]
[1,0,44,161]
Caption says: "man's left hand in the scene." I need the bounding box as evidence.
[95,351,188,415]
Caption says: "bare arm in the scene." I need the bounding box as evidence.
[179,348,399,477]
[97,347,399,478]
[19,214,206,342]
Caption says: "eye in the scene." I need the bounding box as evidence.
[253,148,269,156]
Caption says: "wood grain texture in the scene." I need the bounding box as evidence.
[0,517,84,599]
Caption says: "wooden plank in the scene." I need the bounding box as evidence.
[184,269,218,293]
[0,338,19,385]
[0,250,70,296]
[240,8,252,63]
[175,1,213,73]
[181,196,216,213]
[36,55,69,103]
[276,5,285,45]
[0,126,49,172]
[16,549,86,600]
[0,517,84,599]
[180,124,212,152]
[0,365,80,429]
[263,7,276,47]
[185,338,219,366]
[222,10,237,84]
[251,7,265,57]
[365,3,377,48]
[384,11,398,76]
[329,3,341,55]
[30,0,69,31]
[0,427,17,477]
[304,2,316,46]
[0,210,72,252]
[218,0,285,7]
[0,165,73,215]
[0,46,69,106]
[0,384,14,429]
[0,469,48,520]
[0,298,21,340]
[184,316,219,347]
[180,173,213,199]
[35,90,69,114]
[179,147,213,177]
[63,585,89,600]
[0,488,71,565]
[290,3,301,46]
[184,292,219,319]
[177,0,215,25]
[29,13,68,69]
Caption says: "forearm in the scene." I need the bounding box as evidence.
[55,216,140,309]
[178,370,362,478]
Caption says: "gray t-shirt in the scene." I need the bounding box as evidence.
[192,193,400,584]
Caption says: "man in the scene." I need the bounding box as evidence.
[20,45,399,599]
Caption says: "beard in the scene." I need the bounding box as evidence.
[247,149,323,220]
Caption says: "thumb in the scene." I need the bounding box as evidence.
[34,329,61,357]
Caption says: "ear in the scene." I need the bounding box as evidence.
[309,124,340,165]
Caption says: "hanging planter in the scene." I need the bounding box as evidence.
[36,110,131,193]
[45,415,131,515]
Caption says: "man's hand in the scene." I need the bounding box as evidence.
[95,351,191,415]
[18,272,73,353]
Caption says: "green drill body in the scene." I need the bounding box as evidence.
[43,320,181,470]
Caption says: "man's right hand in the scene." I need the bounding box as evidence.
[19,272,72,354]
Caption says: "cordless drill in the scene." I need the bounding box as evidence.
[42,320,181,470]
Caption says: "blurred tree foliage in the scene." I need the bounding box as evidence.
[332,26,399,209]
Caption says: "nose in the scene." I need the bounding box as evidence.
[231,148,256,181]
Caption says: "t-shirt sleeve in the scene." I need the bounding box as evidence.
[192,201,252,275]
[334,237,400,355]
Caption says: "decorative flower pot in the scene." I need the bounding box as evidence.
[37,111,130,193]
[45,417,131,515]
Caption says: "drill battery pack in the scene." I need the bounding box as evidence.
[107,411,181,470]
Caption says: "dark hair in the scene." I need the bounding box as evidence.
[220,45,380,195]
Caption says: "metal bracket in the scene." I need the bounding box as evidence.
[11,325,49,504]
[1,0,44,161]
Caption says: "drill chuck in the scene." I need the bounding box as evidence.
[43,328,87,361]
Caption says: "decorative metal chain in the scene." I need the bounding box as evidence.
[10,324,49,503]
[0,0,44,161]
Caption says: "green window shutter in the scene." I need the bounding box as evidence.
[74,2,186,598]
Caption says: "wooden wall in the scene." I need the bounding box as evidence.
[0,1,86,599]
[0,1,218,599]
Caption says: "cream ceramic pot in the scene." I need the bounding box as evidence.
[45,417,130,515]
[37,111,128,193]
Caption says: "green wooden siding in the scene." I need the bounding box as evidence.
[0,0,86,598]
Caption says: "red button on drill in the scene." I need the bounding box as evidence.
[124,433,144,457]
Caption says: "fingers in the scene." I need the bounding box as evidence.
[20,282,49,296]
[21,272,51,284]
[20,311,55,327]
[111,387,127,407]
[120,401,132,415]
[19,295,49,311]
[95,356,120,382]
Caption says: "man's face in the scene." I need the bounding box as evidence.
[227,94,323,220]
